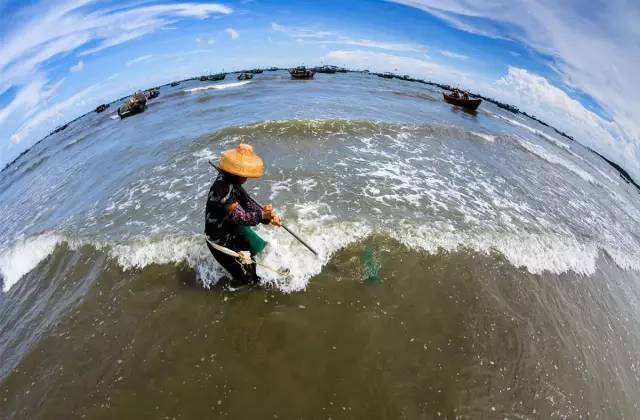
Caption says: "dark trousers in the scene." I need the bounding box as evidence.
[206,235,260,285]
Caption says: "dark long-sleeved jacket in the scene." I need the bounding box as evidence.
[204,172,265,244]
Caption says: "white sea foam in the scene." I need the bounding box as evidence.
[470,131,496,142]
[515,137,596,184]
[184,81,251,93]
[498,115,567,146]
[0,233,61,292]
[390,224,600,276]
[2,220,639,295]
[254,220,371,292]
[603,246,640,272]
[107,217,371,292]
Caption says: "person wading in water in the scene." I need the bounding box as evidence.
[204,144,281,285]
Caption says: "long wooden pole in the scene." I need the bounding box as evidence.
[208,160,319,256]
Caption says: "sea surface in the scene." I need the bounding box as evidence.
[1,70,639,419]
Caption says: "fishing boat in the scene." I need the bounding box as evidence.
[95,103,109,113]
[199,75,208,81]
[378,72,394,79]
[289,66,314,79]
[118,91,147,119]
[146,88,160,99]
[443,91,482,111]
[237,72,253,80]
[314,65,337,74]
[170,81,180,87]
[208,73,225,81]
[51,123,68,134]
[248,68,263,74]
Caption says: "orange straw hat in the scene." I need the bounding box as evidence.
[218,144,264,178]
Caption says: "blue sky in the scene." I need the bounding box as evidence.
[0,0,638,181]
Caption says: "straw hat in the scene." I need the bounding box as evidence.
[218,144,264,178]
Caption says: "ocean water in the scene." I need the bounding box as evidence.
[1,71,639,418]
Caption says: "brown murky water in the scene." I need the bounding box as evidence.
[2,240,639,419]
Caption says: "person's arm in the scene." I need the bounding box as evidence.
[227,202,263,226]
[237,186,272,224]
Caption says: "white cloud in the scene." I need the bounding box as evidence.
[289,28,335,40]
[439,50,467,60]
[276,25,426,53]
[208,38,216,45]
[126,55,153,67]
[69,60,84,72]
[225,27,239,40]
[323,49,473,86]
[0,1,232,153]
[271,22,287,32]
[11,83,99,144]
[195,37,202,43]
[0,77,64,125]
[0,2,232,91]
[484,67,639,182]
[185,49,211,55]
[325,38,427,53]
[389,0,640,180]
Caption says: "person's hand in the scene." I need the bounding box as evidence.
[262,204,273,220]
[271,214,282,226]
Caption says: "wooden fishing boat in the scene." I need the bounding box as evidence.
[289,66,314,79]
[237,72,253,80]
[208,73,225,81]
[146,88,160,99]
[95,103,109,113]
[118,92,147,119]
[443,92,482,111]
[314,65,337,74]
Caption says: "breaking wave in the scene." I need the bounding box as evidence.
[184,81,252,93]
[0,233,61,292]
[2,220,639,295]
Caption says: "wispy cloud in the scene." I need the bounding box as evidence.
[485,67,638,181]
[271,22,287,32]
[0,1,232,152]
[226,27,239,40]
[439,50,468,60]
[126,55,154,67]
[11,83,99,145]
[1,2,232,88]
[388,0,640,180]
[329,38,427,53]
[323,49,472,85]
[277,25,426,53]
[69,60,84,73]
[0,77,61,125]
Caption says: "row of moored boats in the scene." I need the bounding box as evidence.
[96,66,483,121]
